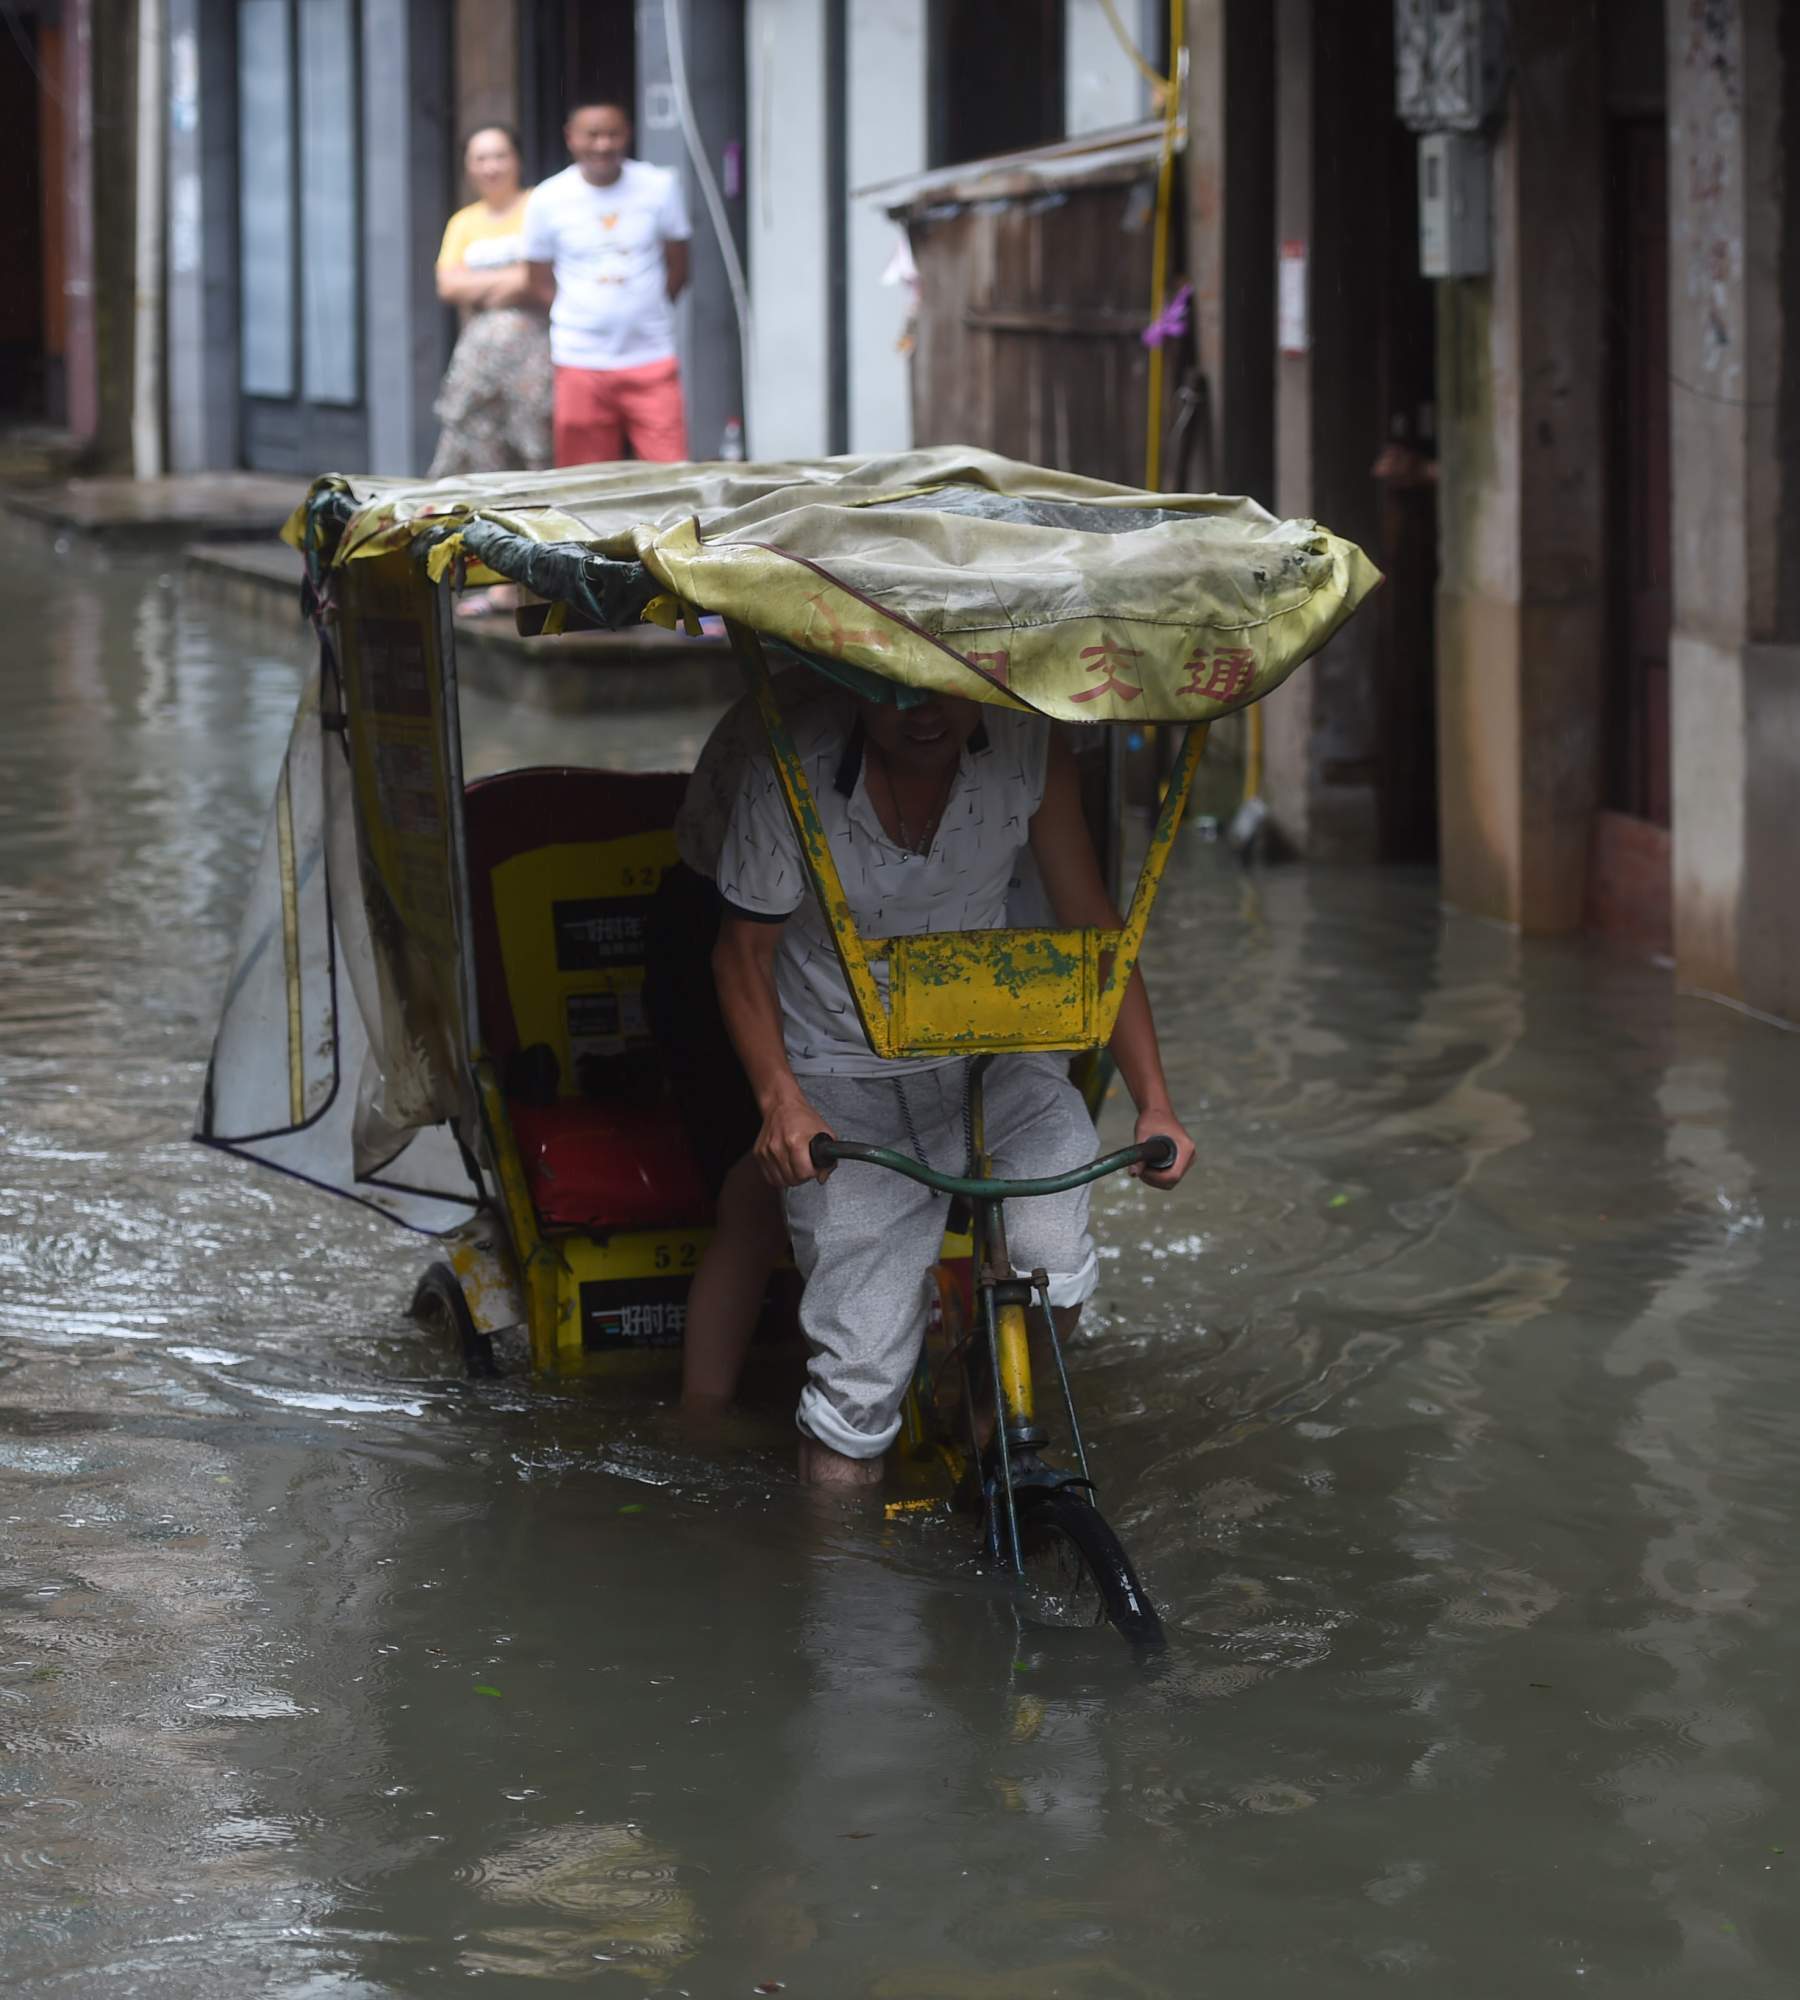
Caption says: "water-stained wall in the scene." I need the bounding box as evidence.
[1667,0,1800,1022]
[1432,0,1608,933]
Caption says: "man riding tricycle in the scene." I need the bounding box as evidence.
[198,448,1376,1643]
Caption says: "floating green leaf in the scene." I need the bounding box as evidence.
[473,1684,503,1698]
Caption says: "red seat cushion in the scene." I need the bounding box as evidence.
[508,1099,712,1229]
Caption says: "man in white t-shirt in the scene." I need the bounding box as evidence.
[523,102,693,465]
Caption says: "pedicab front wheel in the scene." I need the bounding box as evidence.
[411,1262,497,1379]
[1014,1486,1164,1650]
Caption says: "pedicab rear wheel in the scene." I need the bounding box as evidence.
[1014,1487,1164,1650]
[411,1262,497,1378]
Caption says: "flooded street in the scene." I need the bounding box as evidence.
[4,526,1800,1998]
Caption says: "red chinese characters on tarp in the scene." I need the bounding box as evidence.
[1070,643,1144,704]
[1176,646,1256,703]
[963,647,1011,687]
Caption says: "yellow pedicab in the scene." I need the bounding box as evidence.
[197,449,1377,1644]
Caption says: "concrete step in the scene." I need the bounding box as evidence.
[0,426,84,487]
[4,472,305,548]
[182,539,740,712]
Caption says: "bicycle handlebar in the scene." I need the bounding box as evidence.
[807,1132,1177,1200]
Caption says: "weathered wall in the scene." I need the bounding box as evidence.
[66,0,139,468]
[1184,0,1274,503]
[1184,0,1274,793]
[1666,0,1799,1020]
[1433,0,1606,930]
[1264,0,1390,859]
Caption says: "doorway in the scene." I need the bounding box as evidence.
[927,0,1064,167]
[236,0,369,471]
[1589,113,1672,952]
[0,1,61,429]
[520,0,637,184]
[1372,103,1440,863]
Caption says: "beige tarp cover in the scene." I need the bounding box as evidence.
[288,447,1379,724]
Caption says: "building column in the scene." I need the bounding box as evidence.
[636,0,746,464]
[1662,0,1800,1022]
[60,0,99,452]
[845,1,925,455]
[1259,0,1391,858]
[1183,0,1273,499]
[361,0,452,477]
[62,0,137,468]
[1432,0,1607,928]
[745,0,830,458]
[166,0,239,471]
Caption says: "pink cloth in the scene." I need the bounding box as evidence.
[552,356,689,466]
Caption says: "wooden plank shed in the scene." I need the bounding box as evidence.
[868,122,1180,491]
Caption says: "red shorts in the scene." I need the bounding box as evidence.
[552,357,689,466]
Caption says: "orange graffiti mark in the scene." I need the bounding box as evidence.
[804,591,893,657]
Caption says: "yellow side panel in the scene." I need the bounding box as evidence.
[547,1227,714,1372]
[561,1230,712,1284]
[335,555,468,1097]
[881,927,1110,1056]
[488,831,677,1088]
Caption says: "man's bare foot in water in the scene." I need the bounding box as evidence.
[797,1437,884,1487]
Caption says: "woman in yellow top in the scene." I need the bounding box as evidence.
[428,126,554,481]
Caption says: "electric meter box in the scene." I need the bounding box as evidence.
[1418,130,1490,277]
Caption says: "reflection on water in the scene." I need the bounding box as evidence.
[2,529,1799,1995]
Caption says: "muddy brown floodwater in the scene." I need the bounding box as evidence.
[1,526,1798,1998]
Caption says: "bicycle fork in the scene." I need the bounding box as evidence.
[965,1066,1095,1577]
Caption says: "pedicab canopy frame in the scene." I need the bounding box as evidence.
[197,449,1376,1366]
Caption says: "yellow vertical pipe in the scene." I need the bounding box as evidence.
[996,1304,1035,1426]
[1144,0,1186,492]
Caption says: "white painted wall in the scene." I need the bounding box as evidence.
[846,1,927,455]
[746,0,831,459]
[1064,0,1158,135]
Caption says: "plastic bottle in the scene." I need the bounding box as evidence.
[719,417,745,461]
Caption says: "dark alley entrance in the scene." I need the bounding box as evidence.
[0,1,62,429]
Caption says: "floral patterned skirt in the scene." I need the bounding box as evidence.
[428,307,553,478]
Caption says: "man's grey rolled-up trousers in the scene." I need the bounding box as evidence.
[783,1053,1100,1460]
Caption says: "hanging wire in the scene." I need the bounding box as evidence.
[1096,0,1170,100]
[660,0,757,448]
[1,2,73,115]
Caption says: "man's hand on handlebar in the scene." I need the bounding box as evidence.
[754,1088,835,1189]
[1132,1105,1195,1191]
